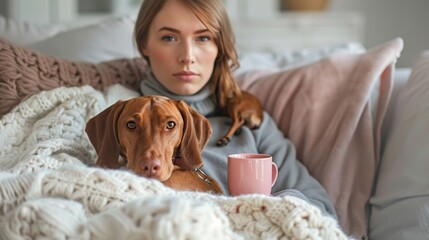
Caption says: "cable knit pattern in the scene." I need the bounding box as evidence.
[0,38,147,117]
[0,85,350,240]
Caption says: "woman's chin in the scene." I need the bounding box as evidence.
[170,87,203,96]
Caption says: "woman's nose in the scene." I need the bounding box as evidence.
[178,41,196,64]
[179,56,195,64]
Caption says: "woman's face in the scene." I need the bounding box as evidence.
[142,0,219,95]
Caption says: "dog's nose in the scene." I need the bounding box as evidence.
[140,159,162,177]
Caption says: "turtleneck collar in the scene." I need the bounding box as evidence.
[140,70,217,116]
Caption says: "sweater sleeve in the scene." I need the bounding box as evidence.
[253,112,337,218]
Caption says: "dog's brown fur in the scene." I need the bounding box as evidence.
[85,96,222,194]
[217,91,264,146]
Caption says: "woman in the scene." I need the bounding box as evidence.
[134,0,337,218]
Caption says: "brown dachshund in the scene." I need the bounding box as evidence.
[85,96,223,194]
[217,91,264,146]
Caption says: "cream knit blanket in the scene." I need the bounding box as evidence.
[0,85,350,240]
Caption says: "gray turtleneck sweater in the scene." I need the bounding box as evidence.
[140,72,337,218]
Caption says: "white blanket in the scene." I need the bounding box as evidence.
[0,85,349,239]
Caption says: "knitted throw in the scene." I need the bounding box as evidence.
[0,38,147,117]
[0,85,350,239]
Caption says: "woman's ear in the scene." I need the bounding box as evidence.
[141,45,149,57]
[139,45,151,65]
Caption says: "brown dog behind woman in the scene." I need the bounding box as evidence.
[216,91,263,146]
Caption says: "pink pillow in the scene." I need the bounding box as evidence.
[236,38,403,238]
[0,38,147,117]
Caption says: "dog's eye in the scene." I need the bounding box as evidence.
[126,121,136,129]
[166,121,176,129]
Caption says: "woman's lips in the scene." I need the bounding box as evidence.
[173,71,199,81]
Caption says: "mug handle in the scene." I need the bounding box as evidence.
[271,162,278,187]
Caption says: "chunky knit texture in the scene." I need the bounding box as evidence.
[0,85,350,240]
[0,38,147,117]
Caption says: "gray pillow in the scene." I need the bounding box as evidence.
[369,51,429,239]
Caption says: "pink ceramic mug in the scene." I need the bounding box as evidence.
[228,153,278,196]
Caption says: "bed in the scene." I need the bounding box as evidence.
[1,15,428,240]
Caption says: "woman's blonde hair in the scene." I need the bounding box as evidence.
[134,0,241,109]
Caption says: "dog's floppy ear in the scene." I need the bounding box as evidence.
[176,100,213,170]
[85,100,127,168]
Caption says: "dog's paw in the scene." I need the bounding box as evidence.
[234,127,242,136]
[216,137,230,146]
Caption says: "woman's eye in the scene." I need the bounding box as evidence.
[126,121,136,129]
[162,36,175,42]
[197,36,210,42]
[166,121,176,129]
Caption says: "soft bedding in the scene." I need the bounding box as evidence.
[369,51,429,239]
[0,84,346,239]
[0,35,403,239]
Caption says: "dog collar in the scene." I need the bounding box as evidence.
[194,167,214,185]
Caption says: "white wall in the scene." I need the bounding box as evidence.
[329,0,429,67]
[1,0,427,67]
[227,0,429,67]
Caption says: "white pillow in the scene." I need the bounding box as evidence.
[27,16,140,63]
[235,42,366,76]
[369,51,429,239]
[0,15,60,46]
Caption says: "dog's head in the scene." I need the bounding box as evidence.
[85,96,212,181]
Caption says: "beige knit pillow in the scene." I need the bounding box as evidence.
[0,38,147,117]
